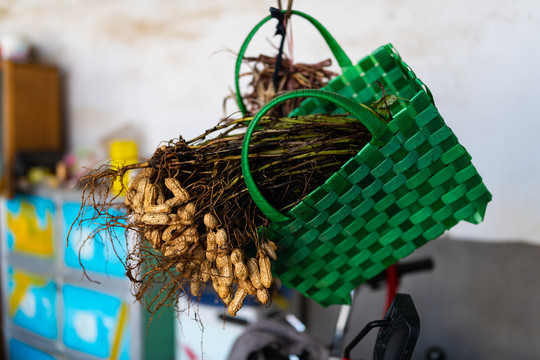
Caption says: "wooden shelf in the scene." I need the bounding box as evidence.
[1,61,62,198]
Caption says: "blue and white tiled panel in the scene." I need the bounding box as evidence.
[6,267,58,340]
[62,202,127,277]
[62,284,131,360]
[8,339,57,360]
[6,267,131,359]
[4,195,128,275]
[4,194,56,259]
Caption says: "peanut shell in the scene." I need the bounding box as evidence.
[257,289,270,305]
[210,268,220,294]
[162,238,188,257]
[215,228,227,247]
[216,255,233,287]
[216,253,230,270]
[247,258,263,290]
[168,213,181,224]
[239,279,257,295]
[182,226,199,244]
[203,213,219,229]
[145,203,172,214]
[262,242,277,261]
[125,188,136,206]
[218,285,231,300]
[136,177,150,202]
[165,196,184,208]
[228,288,247,317]
[233,261,248,280]
[200,260,211,282]
[259,255,273,288]
[206,231,217,262]
[190,272,201,296]
[143,183,156,209]
[145,229,161,250]
[230,249,244,265]
[164,178,189,200]
[223,291,234,307]
[162,224,186,242]
[155,184,165,205]
[141,213,169,225]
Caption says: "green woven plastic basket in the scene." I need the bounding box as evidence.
[241,88,491,306]
[238,11,492,306]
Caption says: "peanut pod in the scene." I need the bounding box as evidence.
[125,187,137,206]
[206,231,217,262]
[141,213,169,225]
[203,213,219,229]
[224,292,234,307]
[143,183,157,209]
[128,175,146,208]
[168,213,181,224]
[144,229,161,250]
[164,178,189,201]
[218,260,233,287]
[210,268,220,294]
[165,196,184,208]
[215,228,228,247]
[230,249,244,265]
[190,272,201,296]
[135,177,150,205]
[218,285,231,301]
[178,203,197,225]
[162,238,188,257]
[228,288,247,317]
[155,184,165,205]
[216,253,230,270]
[131,191,144,214]
[239,279,257,296]
[233,261,248,281]
[259,255,273,289]
[145,203,173,214]
[247,258,264,290]
[257,288,270,305]
[182,226,199,244]
[262,242,277,261]
[162,224,186,242]
[200,260,211,282]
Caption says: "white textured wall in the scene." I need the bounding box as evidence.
[0,0,538,243]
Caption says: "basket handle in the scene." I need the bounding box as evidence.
[241,89,392,223]
[235,9,353,115]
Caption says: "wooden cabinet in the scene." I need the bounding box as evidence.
[1,61,62,198]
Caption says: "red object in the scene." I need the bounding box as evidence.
[182,344,198,360]
[385,265,399,314]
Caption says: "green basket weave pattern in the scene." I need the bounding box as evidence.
[289,44,433,120]
[242,91,491,307]
[238,11,492,307]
